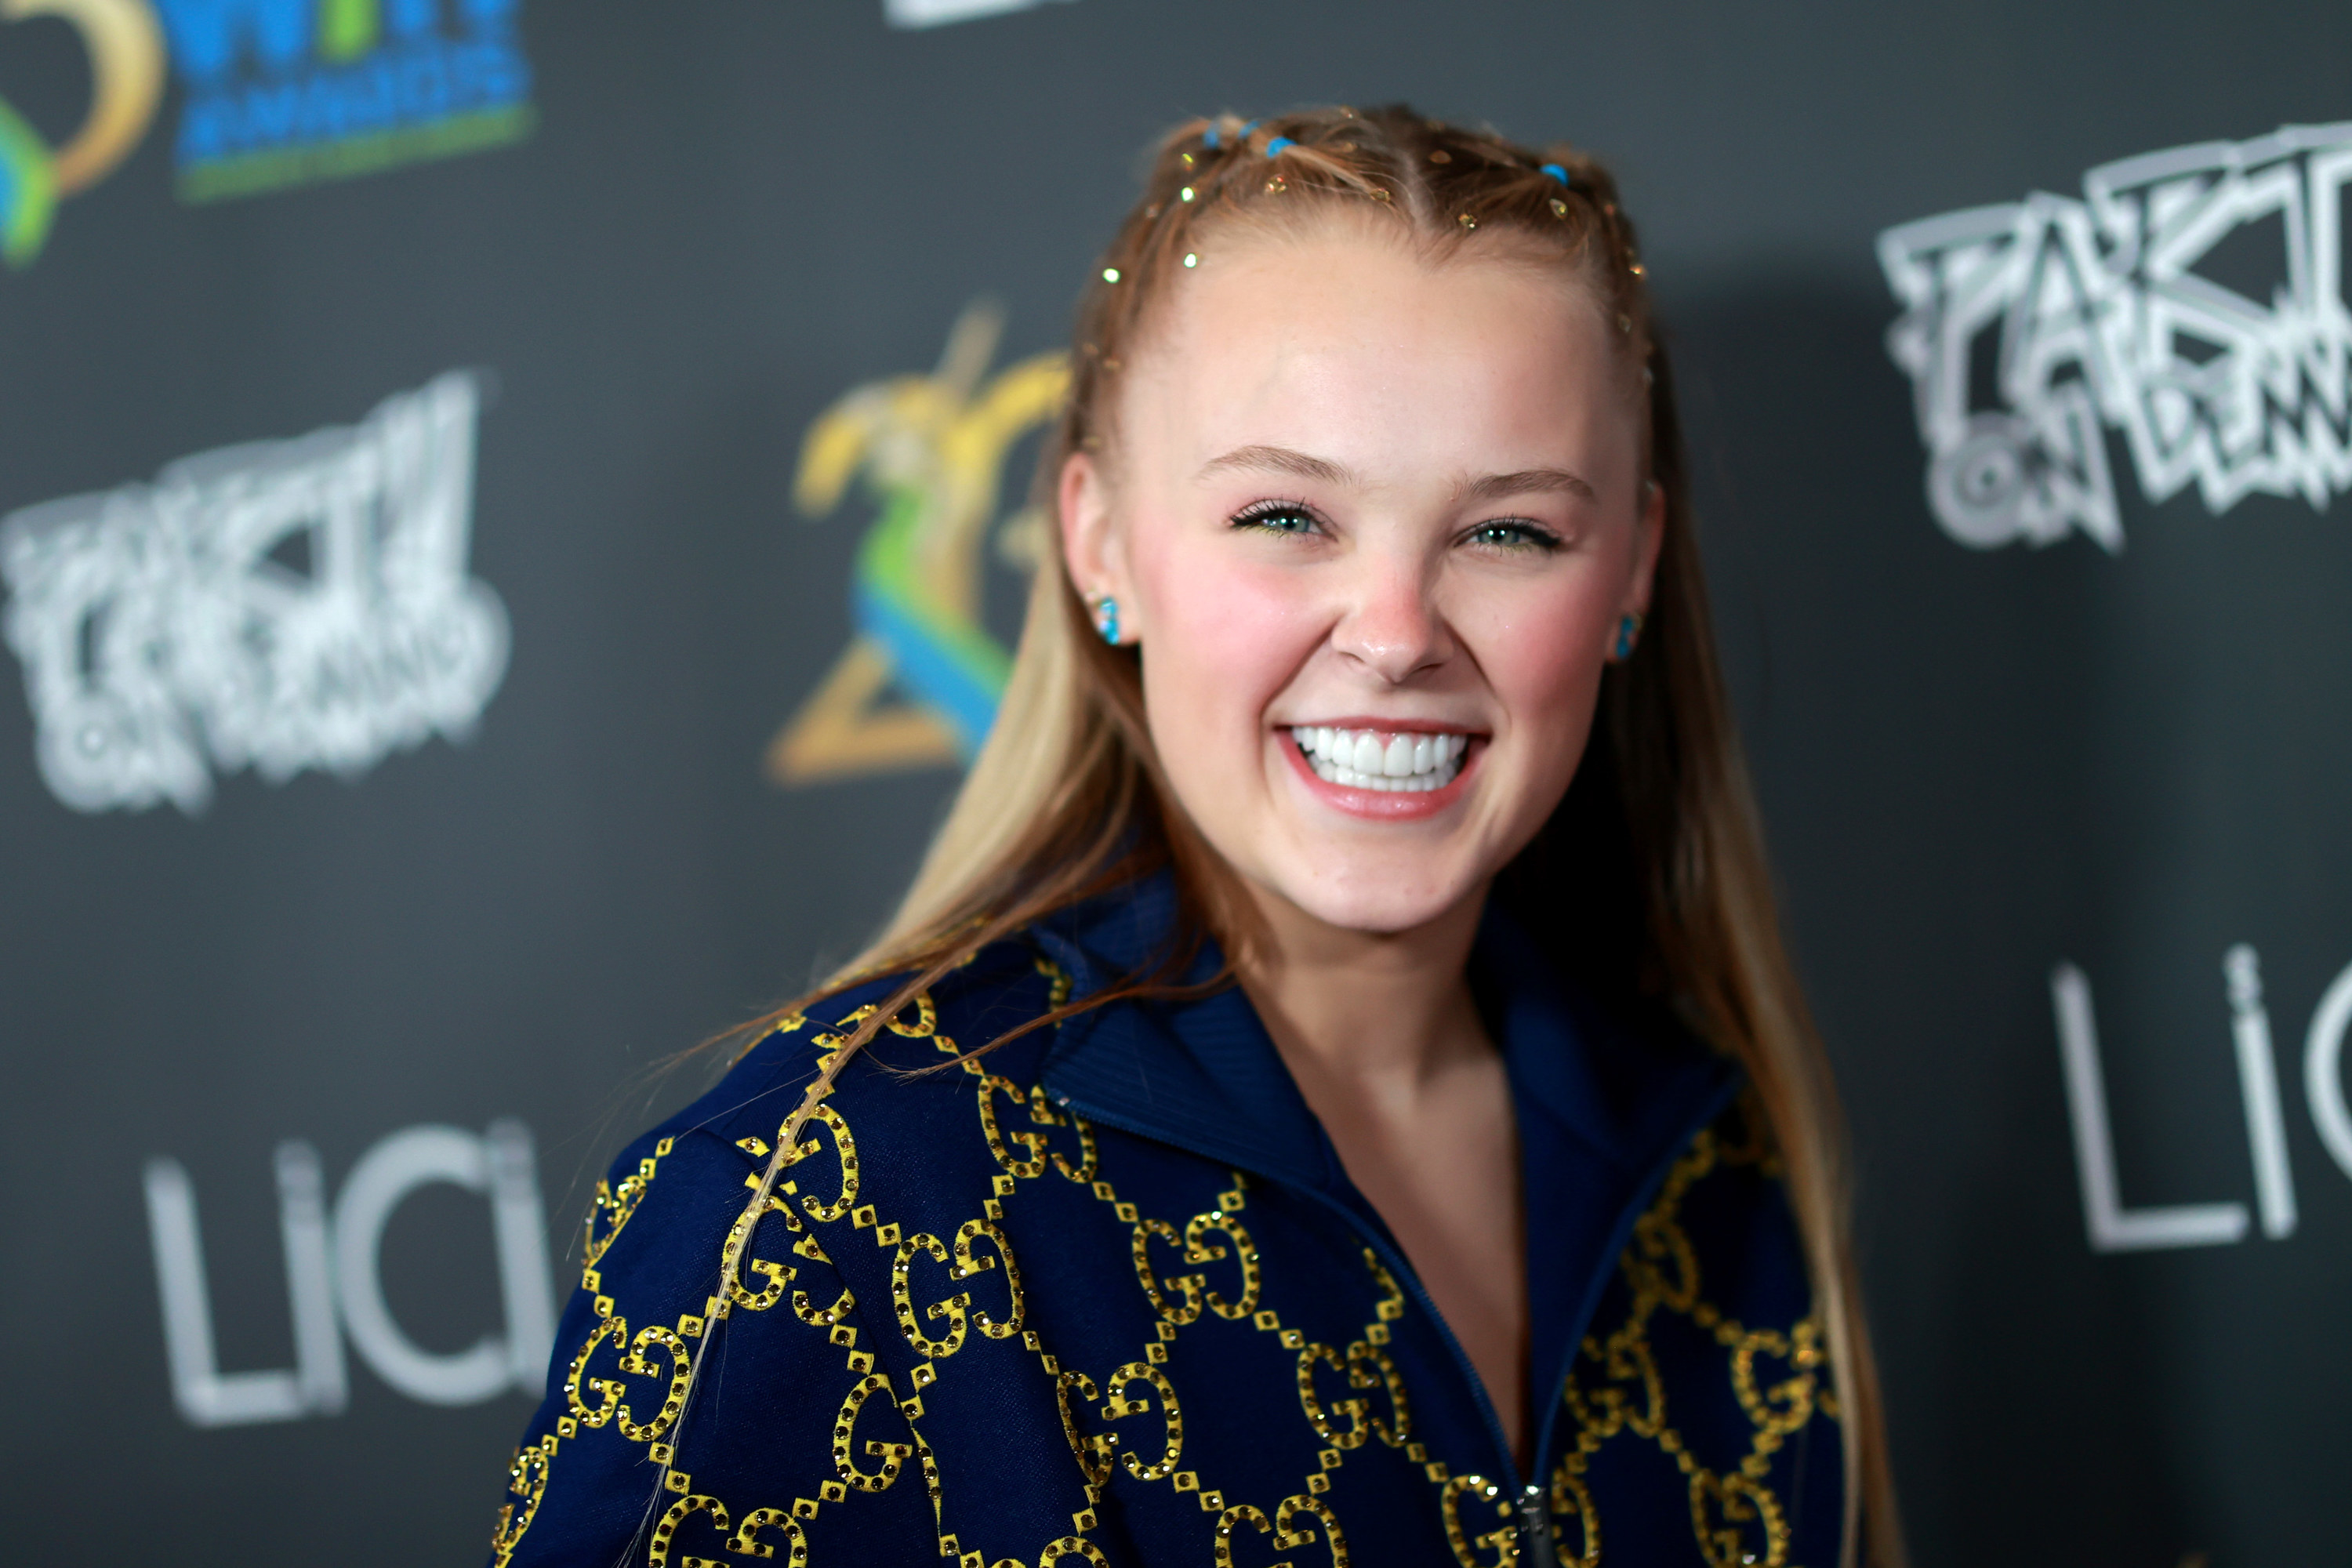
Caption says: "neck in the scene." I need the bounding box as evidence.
[1231,880,1494,1090]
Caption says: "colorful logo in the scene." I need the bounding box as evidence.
[769,302,1067,785]
[0,0,165,266]
[0,0,534,267]
[158,0,534,204]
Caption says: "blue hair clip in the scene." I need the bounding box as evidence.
[1265,136,1294,157]
[1540,162,1571,187]
[1204,125,1221,148]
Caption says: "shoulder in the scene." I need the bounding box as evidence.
[638,932,1078,1164]
[487,935,1081,1566]
[510,933,1078,1341]
[556,933,1079,1272]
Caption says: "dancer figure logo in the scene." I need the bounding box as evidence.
[0,372,509,814]
[0,0,165,267]
[1878,123,2352,550]
[769,302,1067,784]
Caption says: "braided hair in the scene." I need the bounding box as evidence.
[1068,107,1656,461]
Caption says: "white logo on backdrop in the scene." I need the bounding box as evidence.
[883,0,1076,28]
[143,1120,556,1426]
[2055,946,2352,1254]
[0,372,508,814]
[1878,123,2352,550]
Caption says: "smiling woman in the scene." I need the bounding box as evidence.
[485,107,1900,1568]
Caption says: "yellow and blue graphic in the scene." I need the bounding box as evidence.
[0,0,164,266]
[769,303,1068,785]
[0,0,533,267]
[158,0,533,203]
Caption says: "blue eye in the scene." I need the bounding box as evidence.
[1233,501,1319,535]
[1468,521,1559,551]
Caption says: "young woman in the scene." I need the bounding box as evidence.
[487,105,1899,1568]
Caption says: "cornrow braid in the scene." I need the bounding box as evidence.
[1066,105,1657,459]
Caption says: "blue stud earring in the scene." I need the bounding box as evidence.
[1611,612,1643,662]
[1095,597,1121,645]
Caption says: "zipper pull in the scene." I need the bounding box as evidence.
[1517,1483,1560,1567]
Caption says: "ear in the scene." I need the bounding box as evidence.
[1624,477,1667,617]
[1058,449,1136,641]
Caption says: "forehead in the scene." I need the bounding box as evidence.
[1117,219,1636,474]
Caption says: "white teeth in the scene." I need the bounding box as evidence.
[1287,724,1473,793]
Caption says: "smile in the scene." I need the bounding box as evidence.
[1287,726,1470,793]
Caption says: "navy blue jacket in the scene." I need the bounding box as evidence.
[487,880,1842,1566]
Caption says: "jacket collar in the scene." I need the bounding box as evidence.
[1031,873,1340,1192]
[1029,872,1736,1193]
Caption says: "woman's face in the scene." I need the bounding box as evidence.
[1062,221,1662,938]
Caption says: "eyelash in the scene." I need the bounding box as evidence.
[1231,498,1322,535]
[1229,499,1563,554]
[1464,520,1563,553]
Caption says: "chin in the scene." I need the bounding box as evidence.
[1269,861,1479,938]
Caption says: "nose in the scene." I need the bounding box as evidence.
[1330,546,1453,685]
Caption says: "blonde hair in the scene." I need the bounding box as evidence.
[717,105,1900,1565]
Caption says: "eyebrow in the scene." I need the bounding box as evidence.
[1457,467,1595,504]
[1196,445,1356,486]
[1196,445,1595,504]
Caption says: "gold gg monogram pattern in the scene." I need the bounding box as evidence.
[1553,1115,1833,1568]
[494,980,1832,1567]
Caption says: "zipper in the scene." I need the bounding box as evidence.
[1516,1484,1562,1568]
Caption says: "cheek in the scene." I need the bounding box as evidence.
[1464,574,1617,766]
[1131,525,1318,742]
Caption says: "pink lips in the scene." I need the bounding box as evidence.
[1278,728,1481,821]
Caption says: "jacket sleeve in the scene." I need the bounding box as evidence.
[482,1114,941,1566]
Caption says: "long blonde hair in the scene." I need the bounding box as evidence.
[720,104,1899,1565]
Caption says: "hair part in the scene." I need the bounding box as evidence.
[690,104,1901,1566]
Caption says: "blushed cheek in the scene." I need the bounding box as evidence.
[1136,535,1320,751]
[1480,588,1612,784]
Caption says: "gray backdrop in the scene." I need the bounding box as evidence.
[0,2,2342,1563]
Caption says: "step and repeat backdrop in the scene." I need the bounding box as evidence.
[0,2,2343,1563]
